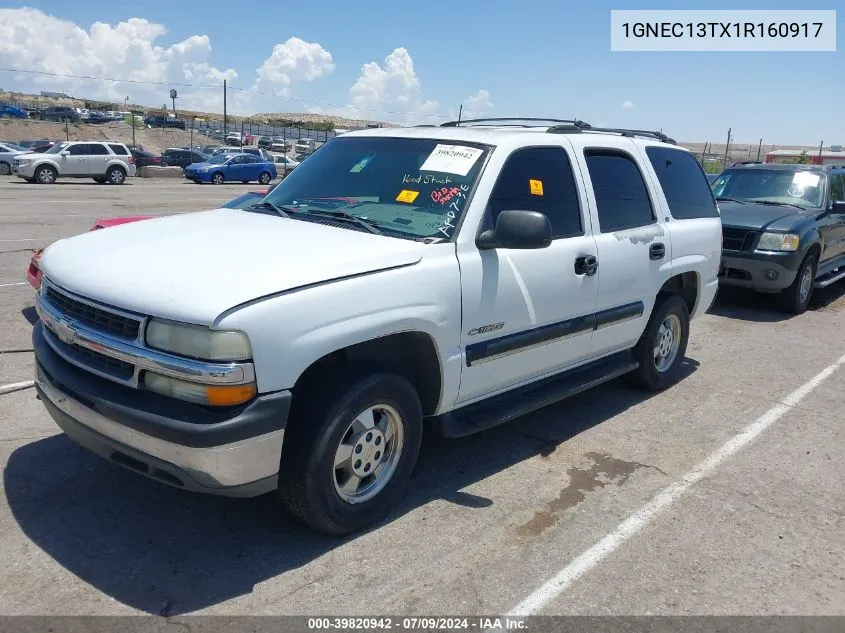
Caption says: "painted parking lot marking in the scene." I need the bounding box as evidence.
[501,352,845,619]
[0,380,35,396]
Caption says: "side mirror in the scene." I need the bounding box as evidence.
[60,151,69,157]
[476,210,552,250]
[833,201,845,214]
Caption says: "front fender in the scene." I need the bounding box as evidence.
[214,248,462,395]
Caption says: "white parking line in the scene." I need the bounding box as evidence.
[503,352,845,618]
[0,282,27,288]
[0,380,35,396]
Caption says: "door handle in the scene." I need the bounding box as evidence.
[649,243,666,260]
[574,255,598,276]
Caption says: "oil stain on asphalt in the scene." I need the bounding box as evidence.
[516,452,664,538]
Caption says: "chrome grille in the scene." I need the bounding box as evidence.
[58,337,135,380]
[44,285,141,340]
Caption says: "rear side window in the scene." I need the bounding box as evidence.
[87,144,109,156]
[646,147,718,219]
[585,150,655,232]
[108,144,128,155]
[487,146,583,238]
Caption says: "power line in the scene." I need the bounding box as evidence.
[0,67,449,120]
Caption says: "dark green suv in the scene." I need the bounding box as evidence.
[714,164,845,314]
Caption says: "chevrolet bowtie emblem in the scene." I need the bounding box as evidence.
[52,317,76,345]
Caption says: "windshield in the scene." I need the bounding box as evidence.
[4,143,26,152]
[44,142,69,154]
[222,192,263,209]
[712,168,827,209]
[207,154,231,165]
[261,136,490,240]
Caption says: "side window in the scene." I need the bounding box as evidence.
[645,146,718,219]
[487,146,583,238]
[108,144,128,155]
[585,150,655,232]
[87,144,109,156]
[830,174,845,203]
[67,144,88,156]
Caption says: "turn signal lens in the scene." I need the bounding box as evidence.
[143,371,256,406]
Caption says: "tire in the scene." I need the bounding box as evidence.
[106,166,126,185]
[35,164,58,184]
[258,171,271,185]
[627,294,690,391]
[0,161,10,176]
[211,172,224,185]
[777,251,817,315]
[278,363,424,535]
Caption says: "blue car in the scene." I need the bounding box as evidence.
[0,103,29,119]
[184,152,277,185]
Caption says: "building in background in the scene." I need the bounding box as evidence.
[765,146,845,166]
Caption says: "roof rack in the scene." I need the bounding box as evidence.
[439,117,591,128]
[588,127,677,145]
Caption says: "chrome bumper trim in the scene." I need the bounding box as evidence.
[36,290,255,388]
[36,371,283,490]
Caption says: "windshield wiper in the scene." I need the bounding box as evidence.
[716,197,746,204]
[301,208,384,235]
[750,200,806,210]
[246,201,294,218]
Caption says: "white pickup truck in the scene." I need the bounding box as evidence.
[32,119,722,534]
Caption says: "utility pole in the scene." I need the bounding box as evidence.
[756,138,763,161]
[817,140,824,165]
[723,127,732,170]
[223,79,228,136]
[457,104,462,124]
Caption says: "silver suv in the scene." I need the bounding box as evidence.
[12,141,137,184]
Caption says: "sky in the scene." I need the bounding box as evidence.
[0,0,841,145]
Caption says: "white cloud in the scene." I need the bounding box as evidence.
[252,37,334,97]
[621,100,635,109]
[447,89,493,121]
[336,47,441,124]
[0,8,238,112]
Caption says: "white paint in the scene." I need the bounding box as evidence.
[420,144,484,176]
[0,380,35,396]
[504,254,536,325]
[502,352,845,619]
[0,282,27,288]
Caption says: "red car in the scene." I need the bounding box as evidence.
[26,189,273,290]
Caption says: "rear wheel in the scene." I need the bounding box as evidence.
[278,364,423,535]
[35,165,57,184]
[627,294,690,390]
[258,171,272,185]
[777,251,817,315]
[106,166,126,185]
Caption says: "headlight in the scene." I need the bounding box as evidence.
[145,319,252,361]
[757,232,800,252]
[143,371,256,406]
[17,158,30,165]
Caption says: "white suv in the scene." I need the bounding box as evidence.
[13,141,136,184]
[31,119,722,534]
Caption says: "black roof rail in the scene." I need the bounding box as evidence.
[584,127,677,145]
[547,121,593,134]
[440,117,591,128]
[413,124,438,127]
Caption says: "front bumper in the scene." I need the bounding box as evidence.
[33,321,291,496]
[13,163,35,177]
[185,170,211,183]
[718,251,801,292]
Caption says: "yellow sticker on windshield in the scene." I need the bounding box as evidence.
[529,179,544,196]
[396,189,420,203]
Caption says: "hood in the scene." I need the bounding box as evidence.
[40,208,425,325]
[718,201,813,232]
[14,152,49,160]
[185,162,216,169]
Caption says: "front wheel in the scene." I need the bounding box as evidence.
[777,252,817,315]
[627,294,690,391]
[278,365,423,535]
[211,172,224,185]
[35,165,58,184]
[258,171,272,185]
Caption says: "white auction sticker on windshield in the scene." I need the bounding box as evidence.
[420,144,483,176]
[793,172,820,187]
